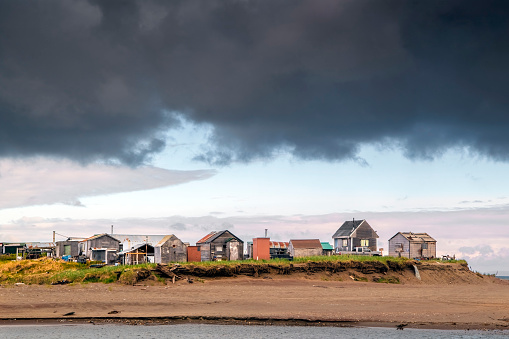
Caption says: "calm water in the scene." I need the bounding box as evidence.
[0,324,506,339]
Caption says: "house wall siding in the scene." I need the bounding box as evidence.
[389,233,409,258]
[289,246,322,258]
[334,237,351,252]
[199,243,211,261]
[351,222,378,251]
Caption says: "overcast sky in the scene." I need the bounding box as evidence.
[1,0,508,274]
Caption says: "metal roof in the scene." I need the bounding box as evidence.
[269,241,289,249]
[196,231,218,244]
[25,242,56,249]
[332,219,365,238]
[321,242,334,250]
[112,234,167,246]
[289,239,322,249]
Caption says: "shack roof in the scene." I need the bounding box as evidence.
[289,239,322,249]
[196,231,218,244]
[25,242,56,249]
[112,234,167,246]
[321,242,334,250]
[270,241,288,249]
[392,232,436,242]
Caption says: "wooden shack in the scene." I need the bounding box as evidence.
[80,233,120,264]
[154,235,187,263]
[388,232,437,259]
[196,230,244,261]
[119,243,155,265]
[288,239,323,258]
[332,219,379,252]
[56,239,83,258]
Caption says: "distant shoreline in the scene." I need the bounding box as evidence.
[0,315,508,331]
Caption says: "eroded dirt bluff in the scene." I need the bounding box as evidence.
[152,260,501,285]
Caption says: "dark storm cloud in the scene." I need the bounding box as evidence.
[1,1,508,165]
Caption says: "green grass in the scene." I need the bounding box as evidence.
[0,255,468,285]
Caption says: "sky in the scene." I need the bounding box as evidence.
[1,0,508,275]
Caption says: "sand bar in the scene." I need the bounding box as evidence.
[1,277,508,330]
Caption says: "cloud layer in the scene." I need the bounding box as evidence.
[0,158,216,209]
[1,1,509,165]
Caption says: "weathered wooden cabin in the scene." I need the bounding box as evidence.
[80,233,120,264]
[388,232,437,259]
[288,239,323,258]
[154,235,187,263]
[196,230,244,261]
[332,219,379,252]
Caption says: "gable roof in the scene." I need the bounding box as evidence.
[196,230,243,244]
[332,219,365,238]
[155,234,181,247]
[289,239,322,249]
[390,232,436,242]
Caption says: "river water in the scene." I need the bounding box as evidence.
[0,324,507,339]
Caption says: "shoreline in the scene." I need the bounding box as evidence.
[2,276,509,331]
[0,316,508,331]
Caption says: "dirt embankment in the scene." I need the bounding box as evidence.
[152,260,500,286]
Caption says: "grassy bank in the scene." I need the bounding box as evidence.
[0,256,466,285]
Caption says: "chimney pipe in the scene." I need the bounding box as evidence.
[264,229,268,238]
[111,225,113,235]
[53,231,55,243]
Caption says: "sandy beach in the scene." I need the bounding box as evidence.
[1,275,508,330]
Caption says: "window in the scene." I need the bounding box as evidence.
[395,243,403,251]
[342,239,348,247]
[215,245,223,252]
[421,243,428,249]
[360,239,369,247]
